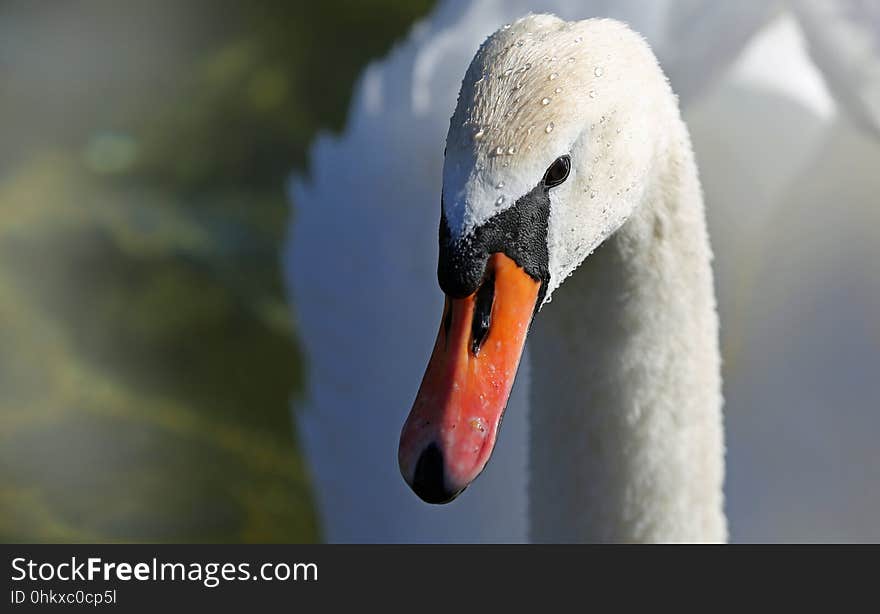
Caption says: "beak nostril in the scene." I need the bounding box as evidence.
[411,443,461,504]
[471,270,495,356]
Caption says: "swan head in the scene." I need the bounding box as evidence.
[399,15,673,503]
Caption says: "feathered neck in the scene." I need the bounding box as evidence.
[526,117,726,542]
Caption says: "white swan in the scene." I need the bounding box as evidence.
[287,0,766,544]
[287,0,880,543]
[397,15,724,542]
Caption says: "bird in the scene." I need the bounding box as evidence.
[286,0,768,544]
[287,0,880,543]
[396,15,725,542]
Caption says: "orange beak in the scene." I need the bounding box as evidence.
[398,253,541,503]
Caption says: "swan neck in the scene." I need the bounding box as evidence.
[527,126,726,542]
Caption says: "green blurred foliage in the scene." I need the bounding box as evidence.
[0,0,433,542]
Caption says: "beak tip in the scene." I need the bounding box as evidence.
[408,442,464,504]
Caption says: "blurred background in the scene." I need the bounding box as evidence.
[2,0,878,543]
[0,0,432,542]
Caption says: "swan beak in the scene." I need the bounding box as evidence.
[399,253,540,503]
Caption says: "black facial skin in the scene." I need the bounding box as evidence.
[437,155,570,310]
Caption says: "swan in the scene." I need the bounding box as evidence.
[397,15,724,542]
[287,0,880,543]
[287,0,768,544]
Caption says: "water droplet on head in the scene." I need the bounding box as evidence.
[516,39,524,47]
[568,57,576,64]
[496,181,504,189]
[502,23,511,29]
[549,72,558,80]
[545,122,554,133]
[503,68,513,77]
[507,146,517,155]
[589,90,596,98]
[590,190,597,199]
[594,66,604,77]
[541,97,551,106]
[555,87,562,94]
[495,146,504,156]
[616,127,621,134]
[474,128,485,140]
[496,196,505,206]
[574,36,583,43]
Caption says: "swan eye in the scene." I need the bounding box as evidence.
[543,155,571,188]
